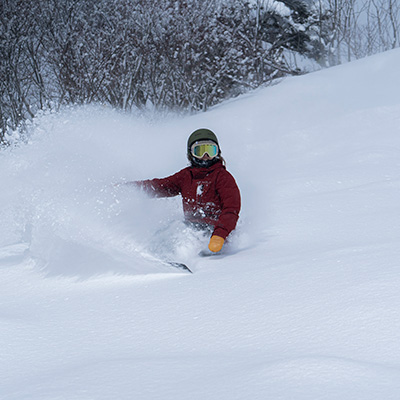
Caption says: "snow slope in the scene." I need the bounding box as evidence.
[1,48,400,399]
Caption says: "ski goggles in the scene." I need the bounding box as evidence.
[191,141,219,159]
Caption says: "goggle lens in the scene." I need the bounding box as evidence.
[191,142,218,159]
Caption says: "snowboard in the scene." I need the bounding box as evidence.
[164,261,192,273]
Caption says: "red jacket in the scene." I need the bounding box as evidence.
[136,161,240,239]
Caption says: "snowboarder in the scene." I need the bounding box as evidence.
[127,128,241,254]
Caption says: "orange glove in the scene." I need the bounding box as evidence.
[208,235,225,253]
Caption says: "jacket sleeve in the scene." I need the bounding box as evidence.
[213,170,241,239]
[132,169,184,198]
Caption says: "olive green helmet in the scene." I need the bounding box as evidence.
[187,128,221,167]
[187,128,219,154]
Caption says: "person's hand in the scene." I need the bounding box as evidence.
[208,235,225,253]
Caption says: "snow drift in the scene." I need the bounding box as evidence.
[1,48,400,399]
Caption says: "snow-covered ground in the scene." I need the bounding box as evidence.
[1,48,400,399]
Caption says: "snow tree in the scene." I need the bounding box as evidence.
[0,0,42,142]
[1,0,399,142]
[315,0,400,65]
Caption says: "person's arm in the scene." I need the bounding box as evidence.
[208,171,241,252]
[128,169,184,198]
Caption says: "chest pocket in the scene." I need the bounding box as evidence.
[182,169,222,207]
